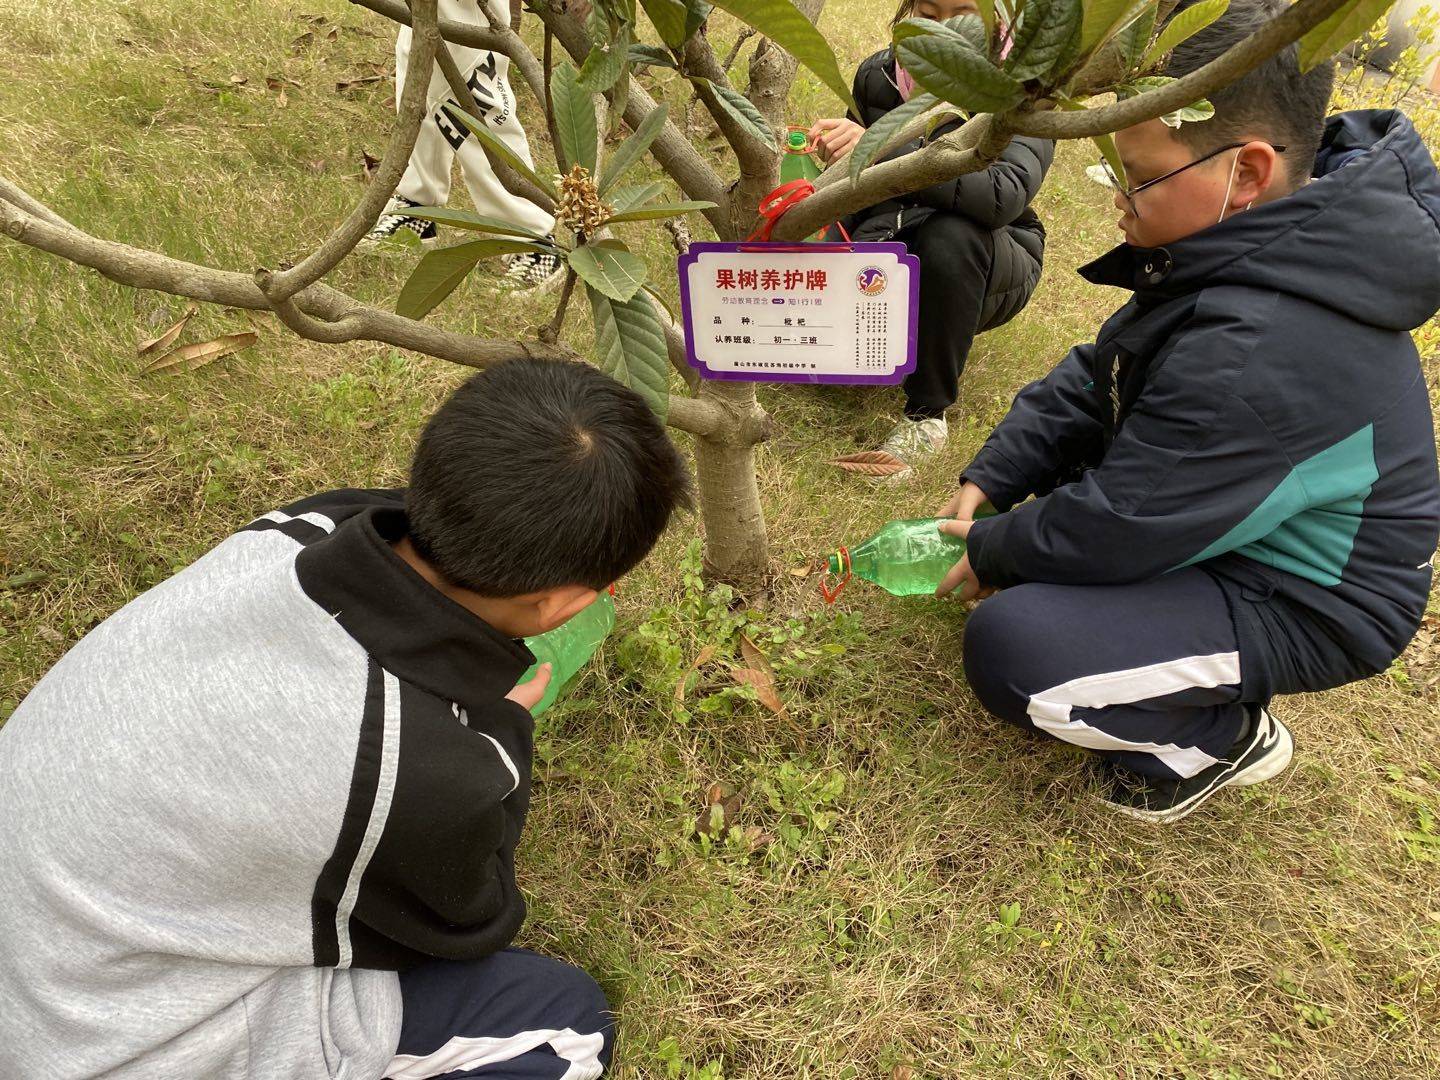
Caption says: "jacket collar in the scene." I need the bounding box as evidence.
[295,505,534,707]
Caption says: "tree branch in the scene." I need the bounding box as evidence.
[263,0,440,302]
[1012,0,1352,139]
[528,1,731,231]
[434,41,558,213]
[666,394,728,437]
[349,0,546,105]
[0,190,570,368]
[772,114,996,241]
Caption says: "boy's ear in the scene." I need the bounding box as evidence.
[534,585,600,633]
[1235,141,1282,206]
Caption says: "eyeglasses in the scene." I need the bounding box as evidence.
[1086,142,1287,219]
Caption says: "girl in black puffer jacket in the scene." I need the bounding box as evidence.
[815,0,1054,478]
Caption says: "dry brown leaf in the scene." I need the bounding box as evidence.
[137,304,197,356]
[788,565,812,578]
[337,74,384,93]
[229,74,247,85]
[673,643,716,704]
[890,1067,915,1080]
[145,331,257,375]
[830,450,908,475]
[360,151,381,182]
[729,668,786,718]
[326,26,340,41]
[732,634,786,717]
[291,31,315,50]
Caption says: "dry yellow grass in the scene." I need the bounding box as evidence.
[2,0,1439,1076]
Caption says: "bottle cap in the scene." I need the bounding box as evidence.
[826,551,843,575]
[787,130,808,150]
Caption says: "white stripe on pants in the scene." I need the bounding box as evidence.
[394,0,554,234]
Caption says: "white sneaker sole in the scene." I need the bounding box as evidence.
[1101,711,1294,825]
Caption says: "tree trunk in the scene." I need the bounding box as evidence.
[691,381,772,587]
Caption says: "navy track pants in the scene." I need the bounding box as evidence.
[963,568,1284,780]
[384,949,613,1079]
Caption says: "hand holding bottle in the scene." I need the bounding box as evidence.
[806,118,865,163]
[506,662,553,715]
[933,520,994,601]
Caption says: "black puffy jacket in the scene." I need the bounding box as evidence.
[844,48,1054,327]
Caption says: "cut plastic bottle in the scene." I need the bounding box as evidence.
[517,591,616,715]
[826,517,987,597]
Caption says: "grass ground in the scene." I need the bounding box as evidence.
[3,1,1439,1076]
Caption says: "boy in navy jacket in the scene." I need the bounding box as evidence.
[937,0,1440,822]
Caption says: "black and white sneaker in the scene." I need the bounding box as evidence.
[1095,706,1294,824]
[361,196,438,249]
[498,247,564,293]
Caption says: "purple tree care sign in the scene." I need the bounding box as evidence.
[677,242,919,385]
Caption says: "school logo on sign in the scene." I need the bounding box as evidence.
[856,266,888,296]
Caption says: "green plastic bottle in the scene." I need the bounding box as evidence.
[517,591,616,714]
[826,518,970,597]
[780,129,823,185]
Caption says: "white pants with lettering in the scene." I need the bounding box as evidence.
[393,0,554,234]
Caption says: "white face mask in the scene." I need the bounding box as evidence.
[1217,149,1253,224]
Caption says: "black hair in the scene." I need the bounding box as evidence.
[1163,0,1336,185]
[406,358,692,597]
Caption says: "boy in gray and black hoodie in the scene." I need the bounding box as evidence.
[0,360,690,1079]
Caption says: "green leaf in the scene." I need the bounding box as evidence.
[397,239,548,319]
[692,77,779,149]
[628,43,679,68]
[893,15,986,53]
[401,207,553,240]
[578,27,632,93]
[896,28,1024,113]
[587,285,670,420]
[685,0,713,40]
[551,62,598,173]
[1114,0,1156,70]
[1080,0,1156,54]
[1299,0,1395,72]
[1160,98,1214,127]
[443,104,557,197]
[1005,0,1083,82]
[1092,131,1126,188]
[605,199,718,223]
[608,181,667,212]
[641,0,689,45]
[848,91,938,183]
[703,0,856,111]
[1142,0,1227,69]
[974,0,997,37]
[569,239,649,302]
[1114,74,1214,124]
[642,281,680,322]
[600,104,670,194]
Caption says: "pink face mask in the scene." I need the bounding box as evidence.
[895,22,1009,102]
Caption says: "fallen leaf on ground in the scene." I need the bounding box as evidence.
[145,331,257,374]
[674,644,716,704]
[830,450,907,476]
[360,151,380,182]
[336,74,384,92]
[730,635,786,718]
[137,304,197,356]
[788,565,812,578]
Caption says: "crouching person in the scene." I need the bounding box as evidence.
[935,0,1440,823]
[0,359,691,1078]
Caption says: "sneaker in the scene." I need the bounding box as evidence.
[1095,706,1294,824]
[498,247,565,293]
[360,196,437,248]
[832,416,948,481]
